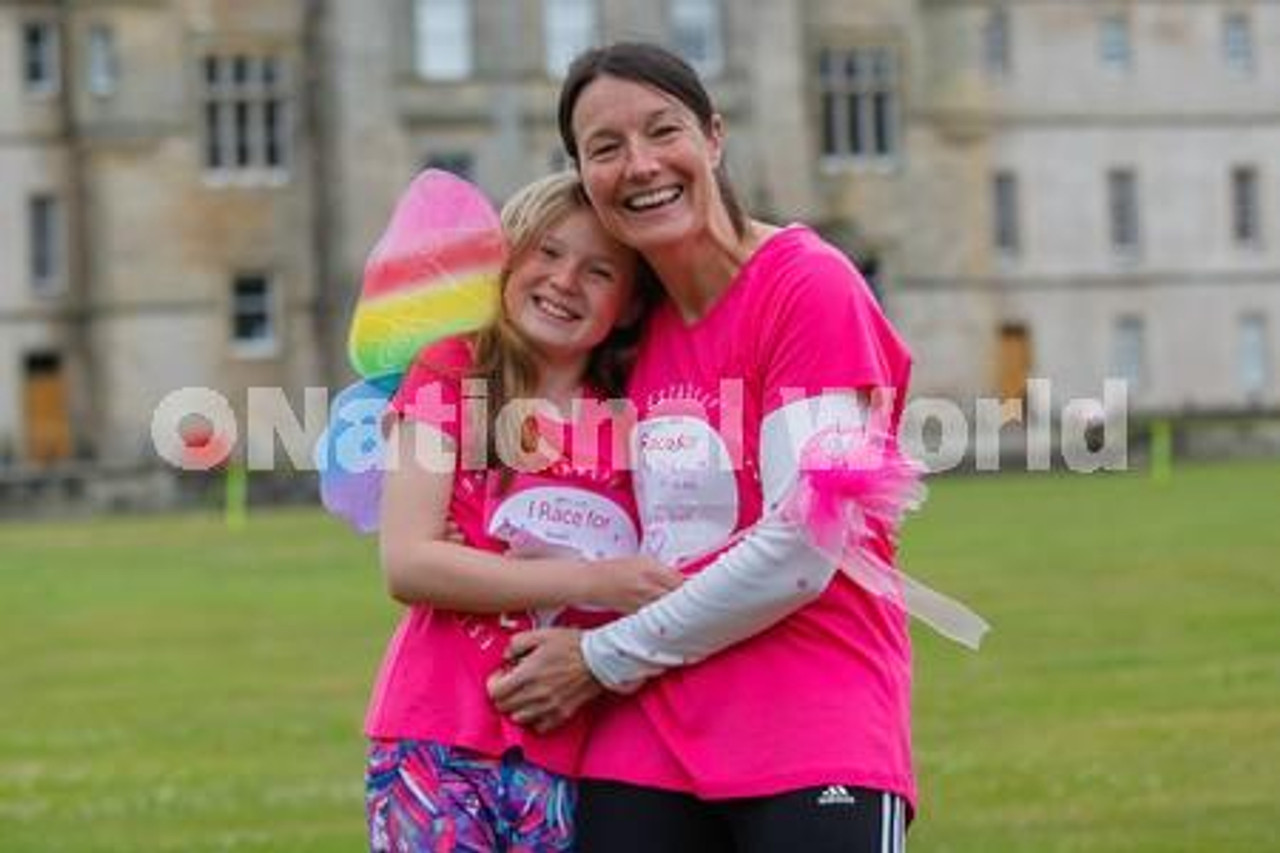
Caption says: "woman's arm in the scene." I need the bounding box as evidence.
[580,393,862,689]
[380,417,681,613]
[488,394,863,728]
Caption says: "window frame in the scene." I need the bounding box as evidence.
[1223,11,1254,75]
[1237,313,1270,399]
[1107,167,1140,259]
[543,0,598,78]
[817,45,902,170]
[29,193,63,296]
[668,0,725,79]
[983,6,1011,78]
[229,273,280,359]
[86,23,118,97]
[992,170,1021,256]
[1099,13,1132,72]
[413,0,473,81]
[1230,164,1262,247]
[1111,314,1147,392]
[22,19,61,96]
[201,53,291,186]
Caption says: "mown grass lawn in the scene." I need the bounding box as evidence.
[2,461,1278,851]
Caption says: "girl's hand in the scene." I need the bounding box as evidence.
[487,628,601,733]
[584,555,684,613]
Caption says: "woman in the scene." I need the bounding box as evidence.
[488,43,916,853]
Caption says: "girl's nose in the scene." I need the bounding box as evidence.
[546,262,579,294]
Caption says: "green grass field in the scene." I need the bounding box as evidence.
[2,461,1279,851]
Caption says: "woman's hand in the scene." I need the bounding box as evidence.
[487,628,604,733]
[584,555,683,613]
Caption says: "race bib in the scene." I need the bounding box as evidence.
[633,415,739,565]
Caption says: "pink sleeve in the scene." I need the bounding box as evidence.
[758,242,911,422]
[388,338,471,443]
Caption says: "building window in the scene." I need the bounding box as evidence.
[1223,12,1253,74]
[1112,315,1146,391]
[983,7,1011,77]
[87,25,118,96]
[993,171,1020,255]
[423,151,474,181]
[23,20,60,95]
[414,0,472,80]
[1099,14,1131,71]
[1231,165,1261,246]
[544,0,597,78]
[819,47,899,164]
[669,0,724,78]
[1238,314,1270,399]
[202,55,289,179]
[231,274,277,356]
[29,194,62,294]
[1107,168,1140,256]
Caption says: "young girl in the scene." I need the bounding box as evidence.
[363,171,680,852]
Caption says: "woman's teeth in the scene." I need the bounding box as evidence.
[625,186,682,211]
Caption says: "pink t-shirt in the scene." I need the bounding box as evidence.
[577,226,918,808]
[364,337,640,773]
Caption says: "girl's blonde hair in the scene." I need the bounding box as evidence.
[469,171,658,478]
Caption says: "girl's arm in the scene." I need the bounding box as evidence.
[379,417,680,613]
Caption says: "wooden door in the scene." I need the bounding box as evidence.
[24,352,72,464]
[997,324,1032,407]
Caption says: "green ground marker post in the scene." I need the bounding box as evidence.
[1150,418,1173,484]
[224,462,248,530]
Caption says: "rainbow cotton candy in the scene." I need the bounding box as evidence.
[347,169,504,382]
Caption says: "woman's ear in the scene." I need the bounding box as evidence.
[706,113,726,169]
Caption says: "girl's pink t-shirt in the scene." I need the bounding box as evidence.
[577,226,918,808]
[363,337,639,773]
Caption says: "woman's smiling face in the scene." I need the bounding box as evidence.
[570,74,725,254]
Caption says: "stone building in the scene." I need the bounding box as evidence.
[0,0,325,469]
[893,1,1280,417]
[2,0,1276,471]
[322,0,1280,422]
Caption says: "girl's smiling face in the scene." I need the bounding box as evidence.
[502,207,637,368]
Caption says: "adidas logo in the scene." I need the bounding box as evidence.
[816,784,859,806]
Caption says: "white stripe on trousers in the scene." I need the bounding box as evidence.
[896,796,907,853]
[880,793,891,853]
[880,793,906,853]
